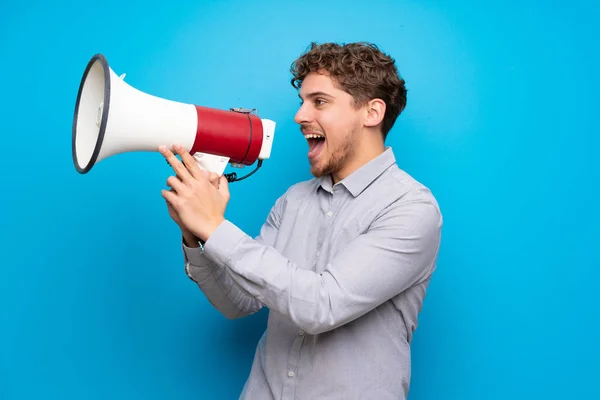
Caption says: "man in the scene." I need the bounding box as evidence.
[159,42,442,400]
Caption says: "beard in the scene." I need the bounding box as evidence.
[310,127,358,179]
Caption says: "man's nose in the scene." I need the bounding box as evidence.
[294,103,310,125]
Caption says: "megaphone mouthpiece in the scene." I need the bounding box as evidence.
[72,54,276,181]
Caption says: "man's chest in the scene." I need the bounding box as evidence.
[270,188,394,273]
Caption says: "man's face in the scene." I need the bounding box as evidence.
[294,72,365,180]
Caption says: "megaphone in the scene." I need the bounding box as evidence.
[72,54,276,182]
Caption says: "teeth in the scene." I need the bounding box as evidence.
[304,134,325,139]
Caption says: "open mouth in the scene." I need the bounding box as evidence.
[305,133,326,160]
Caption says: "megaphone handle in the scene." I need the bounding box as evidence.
[165,152,262,183]
[192,152,229,176]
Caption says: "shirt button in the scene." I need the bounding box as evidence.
[288,370,295,378]
[316,251,320,256]
[326,211,333,217]
[298,330,305,336]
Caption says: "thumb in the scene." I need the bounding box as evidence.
[218,175,230,199]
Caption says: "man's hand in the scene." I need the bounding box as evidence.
[165,173,221,248]
[159,144,231,243]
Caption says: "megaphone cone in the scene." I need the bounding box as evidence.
[72,54,276,182]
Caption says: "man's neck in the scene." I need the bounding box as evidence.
[332,137,385,184]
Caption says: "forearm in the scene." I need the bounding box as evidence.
[203,230,354,333]
[203,203,441,335]
[183,242,263,319]
[182,229,201,248]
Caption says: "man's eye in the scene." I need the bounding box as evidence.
[315,99,326,105]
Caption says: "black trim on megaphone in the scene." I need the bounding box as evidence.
[72,53,110,174]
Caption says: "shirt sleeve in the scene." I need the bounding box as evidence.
[183,192,287,319]
[202,197,442,335]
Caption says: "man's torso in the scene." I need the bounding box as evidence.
[241,149,441,400]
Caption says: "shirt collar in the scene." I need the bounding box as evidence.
[318,147,397,197]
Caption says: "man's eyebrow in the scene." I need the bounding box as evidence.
[298,91,335,100]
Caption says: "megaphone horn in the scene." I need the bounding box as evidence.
[72,54,276,182]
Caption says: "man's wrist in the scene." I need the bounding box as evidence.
[182,230,202,248]
[198,216,226,244]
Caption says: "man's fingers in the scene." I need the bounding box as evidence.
[207,172,220,189]
[174,145,205,180]
[165,189,178,209]
[218,175,231,200]
[161,189,178,207]
[166,175,186,193]
[159,145,192,183]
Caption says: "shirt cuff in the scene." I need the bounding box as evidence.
[182,242,206,265]
[203,220,247,267]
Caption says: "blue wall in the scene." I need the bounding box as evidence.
[1,1,598,399]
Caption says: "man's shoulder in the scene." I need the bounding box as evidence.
[375,164,442,218]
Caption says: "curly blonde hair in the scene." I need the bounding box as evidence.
[290,42,407,139]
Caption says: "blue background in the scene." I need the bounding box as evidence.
[1,0,598,399]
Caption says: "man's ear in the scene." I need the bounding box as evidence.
[364,98,386,128]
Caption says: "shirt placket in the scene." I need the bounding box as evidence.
[280,189,338,399]
[280,326,306,399]
[315,187,341,273]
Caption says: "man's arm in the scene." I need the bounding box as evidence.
[202,197,442,335]
[182,193,286,319]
